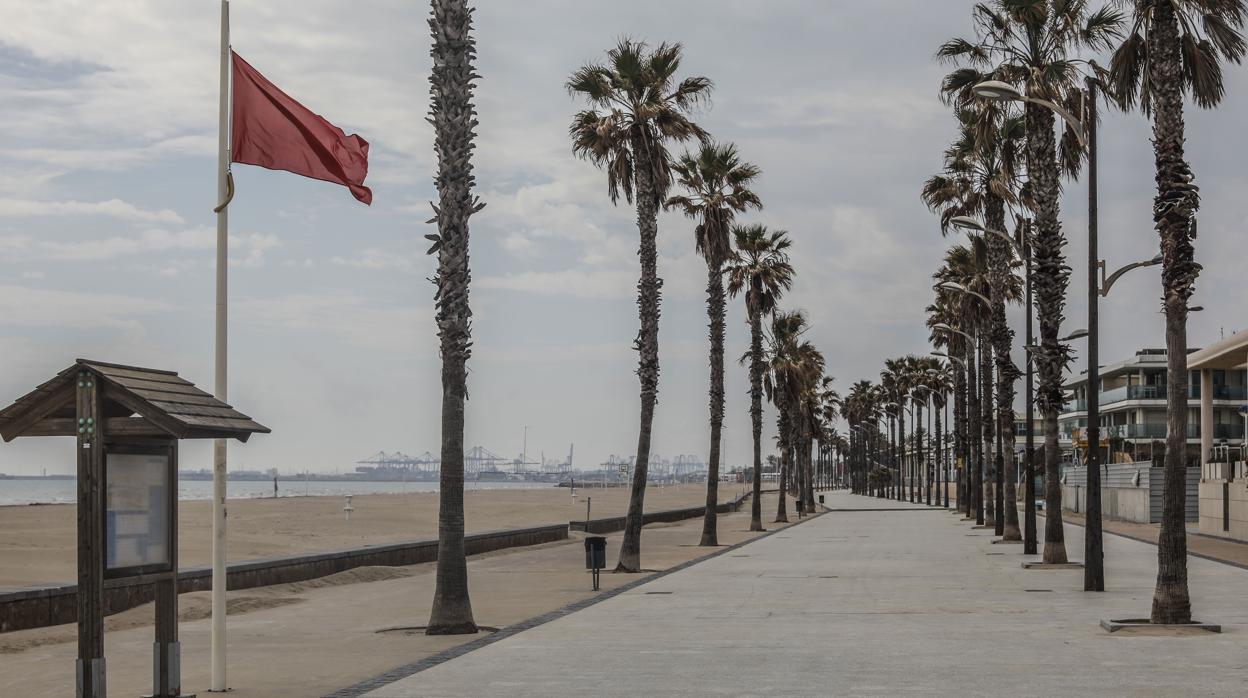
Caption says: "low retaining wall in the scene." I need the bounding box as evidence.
[0,523,567,634]
[1061,463,1198,524]
[1198,478,1248,541]
[569,493,749,534]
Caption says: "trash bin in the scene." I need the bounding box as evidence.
[584,536,607,570]
[584,536,607,591]
[819,494,825,504]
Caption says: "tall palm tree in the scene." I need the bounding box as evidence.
[939,0,1120,562]
[727,225,793,531]
[927,294,968,510]
[764,311,825,514]
[935,240,994,522]
[1108,0,1246,625]
[426,0,482,636]
[928,362,954,507]
[843,380,876,495]
[667,144,762,546]
[881,358,908,499]
[923,103,1027,539]
[568,39,712,572]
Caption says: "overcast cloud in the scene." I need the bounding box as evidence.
[2,1,1246,476]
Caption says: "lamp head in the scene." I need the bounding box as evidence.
[950,216,987,233]
[973,80,1023,102]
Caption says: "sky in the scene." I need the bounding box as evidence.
[1,1,1247,477]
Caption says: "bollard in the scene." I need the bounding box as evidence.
[343,495,354,521]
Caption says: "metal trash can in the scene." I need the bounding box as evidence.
[584,536,607,590]
[819,494,825,504]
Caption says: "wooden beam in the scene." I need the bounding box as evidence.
[19,417,170,438]
[0,380,75,442]
[101,385,187,439]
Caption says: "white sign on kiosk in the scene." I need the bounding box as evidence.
[105,449,173,577]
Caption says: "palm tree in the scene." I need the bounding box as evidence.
[764,311,825,514]
[935,240,994,522]
[940,0,1121,563]
[881,358,908,499]
[843,380,876,495]
[667,144,762,546]
[727,225,793,531]
[928,362,954,507]
[1108,0,1246,624]
[927,295,968,511]
[568,39,712,572]
[426,0,482,636]
[923,103,1027,538]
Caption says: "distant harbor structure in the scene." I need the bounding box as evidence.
[346,447,709,485]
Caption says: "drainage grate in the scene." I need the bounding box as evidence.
[985,552,1005,556]
[645,591,674,595]
[1024,589,1053,593]
[818,576,839,579]
[731,554,751,558]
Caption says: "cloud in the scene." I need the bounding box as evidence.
[0,197,184,224]
[0,226,280,267]
[0,283,172,329]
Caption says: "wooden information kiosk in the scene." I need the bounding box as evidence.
[0,359,269,697]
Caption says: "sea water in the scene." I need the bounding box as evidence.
[0,478,552,506]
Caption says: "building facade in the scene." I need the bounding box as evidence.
[1058,347,1246,467]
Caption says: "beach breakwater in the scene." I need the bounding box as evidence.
[0,492,756,633]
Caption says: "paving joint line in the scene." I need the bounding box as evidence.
[324,504,831,697]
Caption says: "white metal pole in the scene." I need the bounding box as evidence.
[211,0,230,692]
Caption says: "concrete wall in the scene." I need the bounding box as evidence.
[0,523,567,634]
[1198,478,1248,542]
[1062,463,1199,524]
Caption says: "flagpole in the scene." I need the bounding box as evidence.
[211,0,230,692]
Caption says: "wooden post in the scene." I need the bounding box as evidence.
[151,441,183,698]
[76,369,105,698]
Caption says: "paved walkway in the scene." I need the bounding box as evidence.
[353,492,1248,697]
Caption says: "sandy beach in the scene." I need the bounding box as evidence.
[0,491,799,696]
[0,482,751,588]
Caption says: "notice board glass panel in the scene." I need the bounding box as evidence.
[105,451,171,574]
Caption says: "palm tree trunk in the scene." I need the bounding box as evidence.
[616,133,663,573]
[986,198,1022,540]
[776,413,791,522]
[426,0,479,636]
[701,263,726,546]
[1026,102,1070,564]
[1149,0,1198,624]
[968,339,982,524]
[747,305,765,531]
[935,403,943,508]
[981,336,996,527]
[954,357,965,512]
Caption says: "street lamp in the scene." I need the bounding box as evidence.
[976,76,1119,589]
[950,216,1026,258]
[953,216,1041,550]
[930,351,966,368]
[935,281,992,307]
[973,80,1087,145]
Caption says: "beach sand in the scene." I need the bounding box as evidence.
[0,491,803,697]
[0,482,752,588]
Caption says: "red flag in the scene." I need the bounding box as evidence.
[231,51,372,205]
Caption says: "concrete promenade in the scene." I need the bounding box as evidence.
[353,491,1248,697]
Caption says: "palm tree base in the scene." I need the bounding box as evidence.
[613,562,642,574]
[773,516,789,524]
[1101,618,1219,634]
[699,534,719,547]
[425,621,480,636]
[749,524,767,532]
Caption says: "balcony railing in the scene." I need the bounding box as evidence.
[1062,384,1248,413]
[1093,423,1246,440]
